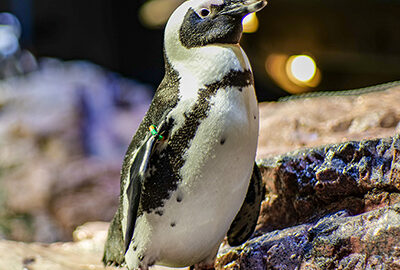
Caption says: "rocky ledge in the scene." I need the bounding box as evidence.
[216,135,400,269]
[217,204,400,269]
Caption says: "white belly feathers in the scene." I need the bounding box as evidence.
[148,83,259,267]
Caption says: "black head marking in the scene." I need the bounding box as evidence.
[178,0,267,48]
[179,7,243,48]
[220,138,226,145]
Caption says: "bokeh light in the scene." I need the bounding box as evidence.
[0,13,21,59]
[0,26,19,58]
[265,53,321,94]
[242,13,259,33]
[287,55,316,83]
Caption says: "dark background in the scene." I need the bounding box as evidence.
[1,0,400,101]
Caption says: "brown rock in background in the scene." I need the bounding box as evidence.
[257,84,400,158]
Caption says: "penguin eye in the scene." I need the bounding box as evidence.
[199,8,210,17]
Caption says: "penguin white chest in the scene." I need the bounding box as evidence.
[150,83,259,267]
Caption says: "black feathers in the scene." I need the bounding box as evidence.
[124,116,172,253]
[124,133,156,253]
[227,162,264,246]
[179,8,243,48]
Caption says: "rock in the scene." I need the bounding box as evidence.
[257,135,400,232]
[0,59,152,242]
[0,222,113,270]
[216,135,400,269]
[49,159,121,240]
[216,204,400,270]
[257,84,400,158]
[0,222,188,270]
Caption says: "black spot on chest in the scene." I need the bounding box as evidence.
[176,192,183,202]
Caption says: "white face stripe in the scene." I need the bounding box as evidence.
[191,0,224,10]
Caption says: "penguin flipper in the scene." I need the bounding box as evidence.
[124,132,160,253]
[227,162,264,246]
[102,135,158,266]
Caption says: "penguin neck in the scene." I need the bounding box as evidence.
[164,41,252,87]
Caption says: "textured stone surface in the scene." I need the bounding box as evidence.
[216,204,400,270]
[216,135,400,269]
[258,135,400,232]
[257,85,400,158]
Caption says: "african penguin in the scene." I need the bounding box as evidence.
[103,0,267,269]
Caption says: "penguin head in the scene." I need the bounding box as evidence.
[164,0,267,50]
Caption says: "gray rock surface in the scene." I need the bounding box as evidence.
[216,204,400,270]
[258,135,400,232]
[216,135,400,269]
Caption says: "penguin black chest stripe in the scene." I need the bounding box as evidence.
[138,68,254,214]
[121,56,180,191]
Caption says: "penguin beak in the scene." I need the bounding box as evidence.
[220,0,267,18]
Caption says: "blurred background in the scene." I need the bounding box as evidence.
[2,0,400,99]
[0,0,399,243]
